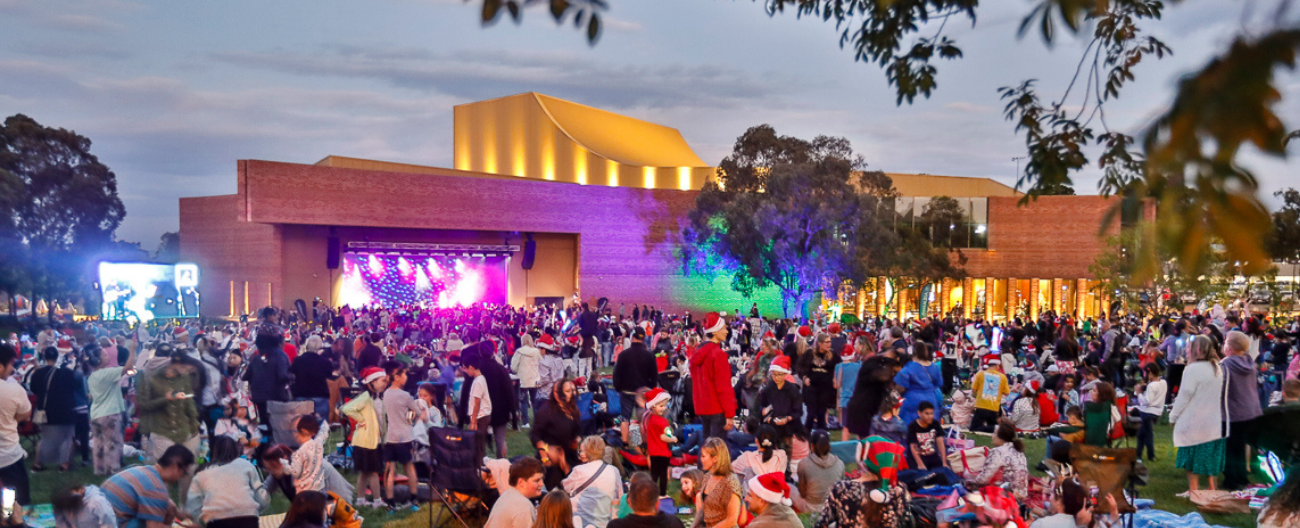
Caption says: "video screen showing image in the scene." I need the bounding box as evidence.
[99,262,201,322]
[338,253,508,308]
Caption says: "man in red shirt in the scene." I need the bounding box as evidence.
[690,312,737,441]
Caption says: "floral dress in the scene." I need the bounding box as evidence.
[814,480,911,528]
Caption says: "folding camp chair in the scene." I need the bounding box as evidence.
[427,426,489,528]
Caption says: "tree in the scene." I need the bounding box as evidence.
[475,0,1297,281]
[681,126,876,317]
[1035,180,1076,196]
[1269,188,1300,301]
[681,125,961,317]
[156,232,181,263]
[0,114,126,322]
[1089,226,1237,315]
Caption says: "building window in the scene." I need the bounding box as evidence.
[892,196,989,249]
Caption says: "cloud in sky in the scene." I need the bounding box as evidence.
[0,0,1295,246]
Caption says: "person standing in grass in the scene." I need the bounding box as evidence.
[1133,363,1166,462]
[341,366,387,508]
[1169,334,1226,495]
[380,361,422,511]
[88,335,136,475]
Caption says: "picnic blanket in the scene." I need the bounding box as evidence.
[1127,509,1234,528]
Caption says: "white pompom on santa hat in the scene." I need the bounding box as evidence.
[703,312,725,334]
[748,472,793,506]
[536,334,556,350]
[769,354,792,375]
[644,388,671,409]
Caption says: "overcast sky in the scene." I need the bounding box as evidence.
[1,0,1296,248]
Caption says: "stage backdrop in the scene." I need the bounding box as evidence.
[338,253,508,308]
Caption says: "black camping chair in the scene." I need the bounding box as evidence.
[427,426,489,528]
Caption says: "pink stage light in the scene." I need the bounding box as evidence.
[339,253,506,308]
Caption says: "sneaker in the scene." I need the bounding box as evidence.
[521,423,531,429]
[1175,491,1191,499]
[408,502,421,512]
[355,498,372,508]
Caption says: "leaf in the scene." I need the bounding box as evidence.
[587,13,601,44]
[550,0,568,22]
[482,0,502,23]
[506,1,520,23]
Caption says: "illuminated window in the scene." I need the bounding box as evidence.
[606,160,618,187]
[243,281,249,315]
[643,166,655,189]
[229,281,235,317]
[677,167,691,191]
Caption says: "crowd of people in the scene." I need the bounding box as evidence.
[0,298,1296,528]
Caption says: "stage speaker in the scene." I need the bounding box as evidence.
[522,233,536,270]
[326,237,340,269]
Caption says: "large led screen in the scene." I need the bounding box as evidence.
[338,253,508,308]
[99,262,201,321]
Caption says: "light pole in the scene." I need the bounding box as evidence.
[1012,156,1026,179]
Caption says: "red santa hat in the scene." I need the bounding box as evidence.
[748,473,792,506]
[644,388,671,409]
[567,335,581,345]
[1027,380,1042,392]
[537,334,556,350]
[762,331,775,340]
[703,312,725,334]
[797,325,812,338]
[361,366,386,385]
[769,355,792,375]
[841,344,857,361]
[56,338,73,353]
[173,326,189,339]
[828,322,842,334]
[981,354,1001,369]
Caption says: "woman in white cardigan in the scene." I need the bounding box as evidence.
[1168,335,1226,495]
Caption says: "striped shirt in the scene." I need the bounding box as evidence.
[102,465,170,527]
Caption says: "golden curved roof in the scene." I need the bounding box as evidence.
[531,93,708,168]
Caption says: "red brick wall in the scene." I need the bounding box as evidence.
[234,160,718,313]
[178,194,282,317]
[958,195,1120,279]
[183,160,1128,316]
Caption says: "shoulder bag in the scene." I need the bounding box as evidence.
[33,367,56,425]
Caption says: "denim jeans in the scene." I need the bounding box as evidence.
[299,397,330,425]
[601,342,614,367]
[519,387,538,424]
[1136,412,1158,460]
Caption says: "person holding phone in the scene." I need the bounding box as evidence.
[137,345,201,501]
[88,335,137,475]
